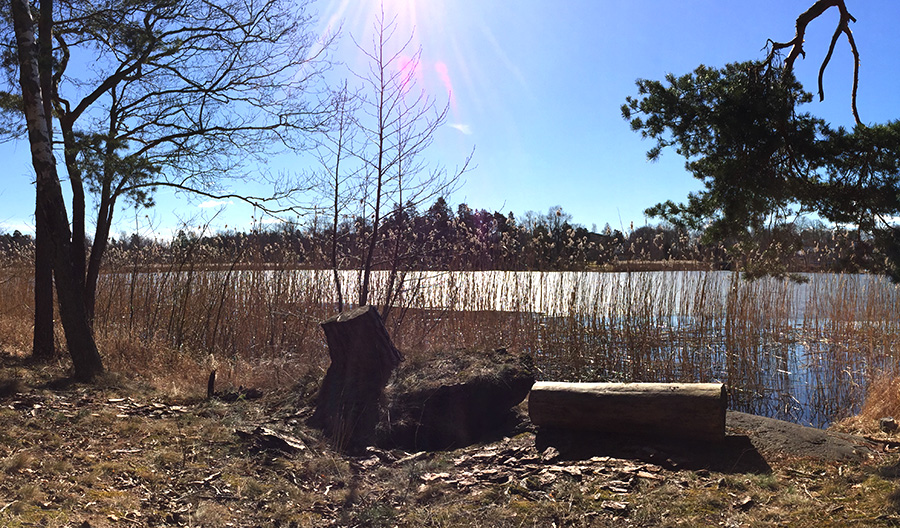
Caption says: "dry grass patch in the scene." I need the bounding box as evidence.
[838,374,900,434]
[0,355,896,526]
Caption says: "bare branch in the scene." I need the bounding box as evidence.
[766,0,861,125]
[137,180,316,218]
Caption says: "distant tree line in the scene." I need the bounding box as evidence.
[0,200,879,276]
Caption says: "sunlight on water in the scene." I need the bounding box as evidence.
[310,270,900,427]
[100,266,900,428]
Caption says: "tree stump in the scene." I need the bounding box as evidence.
[529,382,727,443]
[308,306,403,450]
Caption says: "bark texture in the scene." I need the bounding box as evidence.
[529,382,727,443]
[11,0,104,380]
[32,197,55,359]
[309,306,403,450]
[32,0,55,360]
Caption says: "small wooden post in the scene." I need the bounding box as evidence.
[207,370,216,399]
[308,306,403,449]
[529,382,727,443]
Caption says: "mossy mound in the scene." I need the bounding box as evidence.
[376,348,534,451]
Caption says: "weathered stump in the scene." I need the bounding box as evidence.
[529,382,727,443]
[308,306,403,449]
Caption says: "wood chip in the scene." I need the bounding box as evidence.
[395,451,430,465]
[601,500,629,511]
[541,446,560,462]
[234,426,307,453]
[734,496,754,511]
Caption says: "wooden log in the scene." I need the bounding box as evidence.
[308,306,403,450]
[528,382,727,443]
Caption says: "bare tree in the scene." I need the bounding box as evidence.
[314,81,360,313]
[766,0,862,124]
[61,0,331,321]
[350,8,471,312]
[9,0,103,379]
[3,0,334,328]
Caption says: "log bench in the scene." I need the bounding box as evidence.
[528,381,727,443]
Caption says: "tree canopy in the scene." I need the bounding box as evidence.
[3,0,332,376]
[623,6,900,282]
[623,62,823,241]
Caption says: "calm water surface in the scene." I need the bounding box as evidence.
[363,270,900,428]
[182,268,900,428]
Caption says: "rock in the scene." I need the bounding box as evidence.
[376,348,534,451]
[880,417,898,433]
[727,411,875,462]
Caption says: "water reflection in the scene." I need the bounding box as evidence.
[107,267,900,428]
[377,270,900,428]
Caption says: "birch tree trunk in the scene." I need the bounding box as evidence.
[31,0,55,360]
[10,0,104,381]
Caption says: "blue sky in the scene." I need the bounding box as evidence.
[2,0,900,238]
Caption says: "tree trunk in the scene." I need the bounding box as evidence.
[32,193,55,359]
[11,0,104,381]
[329,85,348,313]
[83,97,122,324]
[309,305,403,450]
[84,193,115,324]
[31,0,55,360]
[528,382,727,443]
[58,121,88,292]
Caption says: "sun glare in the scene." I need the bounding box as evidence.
[320,0,474,137]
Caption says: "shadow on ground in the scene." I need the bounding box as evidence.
[534,428,771,474]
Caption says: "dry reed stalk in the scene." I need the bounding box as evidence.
[86,267,900,410]
[838,374,900,433]
[6,237,900,426]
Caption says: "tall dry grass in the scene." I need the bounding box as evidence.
[1,241,899,426]
[842,375,900,433]
[0,263,37,356]
[364,269,900,425]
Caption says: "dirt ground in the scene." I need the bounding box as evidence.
[1,355,899,527]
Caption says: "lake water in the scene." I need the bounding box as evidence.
[119,267,900,428]
[326,269,900,428]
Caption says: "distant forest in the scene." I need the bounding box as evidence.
[0,197,877,275]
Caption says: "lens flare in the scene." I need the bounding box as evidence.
[434,61,455,109]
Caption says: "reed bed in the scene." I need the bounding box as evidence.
[1,249,899,426]
[0,261,37,355]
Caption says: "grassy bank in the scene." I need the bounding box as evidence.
[0,355,898,527]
